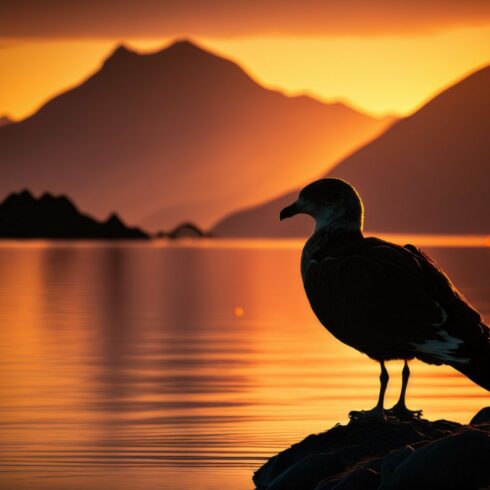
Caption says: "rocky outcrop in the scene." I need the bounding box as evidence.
[0,190,149,239]
[254,408,490,490]
[157,222,207,239]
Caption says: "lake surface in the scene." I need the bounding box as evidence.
[0,239,488,490]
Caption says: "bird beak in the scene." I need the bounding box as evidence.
[280,202,300,221]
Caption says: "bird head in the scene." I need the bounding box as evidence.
[279,178,364,232]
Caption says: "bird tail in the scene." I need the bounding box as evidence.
[448,324,490,391]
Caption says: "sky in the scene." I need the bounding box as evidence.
[1,0,489,118]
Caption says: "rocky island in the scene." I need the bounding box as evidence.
[254,408,490,490]
[0,190,149,239]
[156,222,208,239]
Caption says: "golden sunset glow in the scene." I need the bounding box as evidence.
[201,26,490,116]
[1,25,490,119]
[1,4,489,489]
[0,41,113,120]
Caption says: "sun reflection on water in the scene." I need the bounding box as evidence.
[0,240,488,489]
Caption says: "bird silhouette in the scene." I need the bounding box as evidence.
[280,178,490,419]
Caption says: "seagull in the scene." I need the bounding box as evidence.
[280,178,490,419]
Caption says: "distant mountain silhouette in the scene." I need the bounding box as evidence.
[0,39,389,231]
[0,116,12,127]
[214,65,490,236]
[157,222,207,239]
[0,190,148,239]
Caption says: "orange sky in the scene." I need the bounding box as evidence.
[2,1,490,37]
[0,1,489,118]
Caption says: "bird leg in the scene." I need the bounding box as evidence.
[386,361,422,420]
[349,361,388,420]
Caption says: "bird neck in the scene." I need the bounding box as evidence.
[313,206,362,235]
[301,227,363,279]
[307,226,364,256]
[304,228,364,260]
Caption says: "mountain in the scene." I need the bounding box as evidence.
[0,39,389,231]
[214,65,490,237]
[0,116,12,127]
[157,222,207,239]
[0,190,148,239]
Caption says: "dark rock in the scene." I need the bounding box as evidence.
[268,452,349,490]
[377,445,414,485]
[325,466,380,490]
[0,190,149,239]
[471,406,490,426]
[157,222,208,239]
[254,411,490,490]
[379,429,490,490]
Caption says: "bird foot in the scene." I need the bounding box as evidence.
[385,402,422,421]
[349,406,386,421]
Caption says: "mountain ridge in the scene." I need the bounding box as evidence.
[0,39,390,231]
[213,64,490,236]
[0,115,12,127]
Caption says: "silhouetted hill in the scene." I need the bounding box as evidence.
[0,190,148,239]
[0,116,12,127]
[157,222,207,239]
[214,65,490,236]
[0,39,389,231]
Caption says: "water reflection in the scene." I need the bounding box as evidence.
[0,241,488,490]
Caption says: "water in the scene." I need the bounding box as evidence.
[0,239,488,490]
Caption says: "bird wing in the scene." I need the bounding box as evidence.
[303,240,465,361]
[403,244,490,390]
[403,244,482,326]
